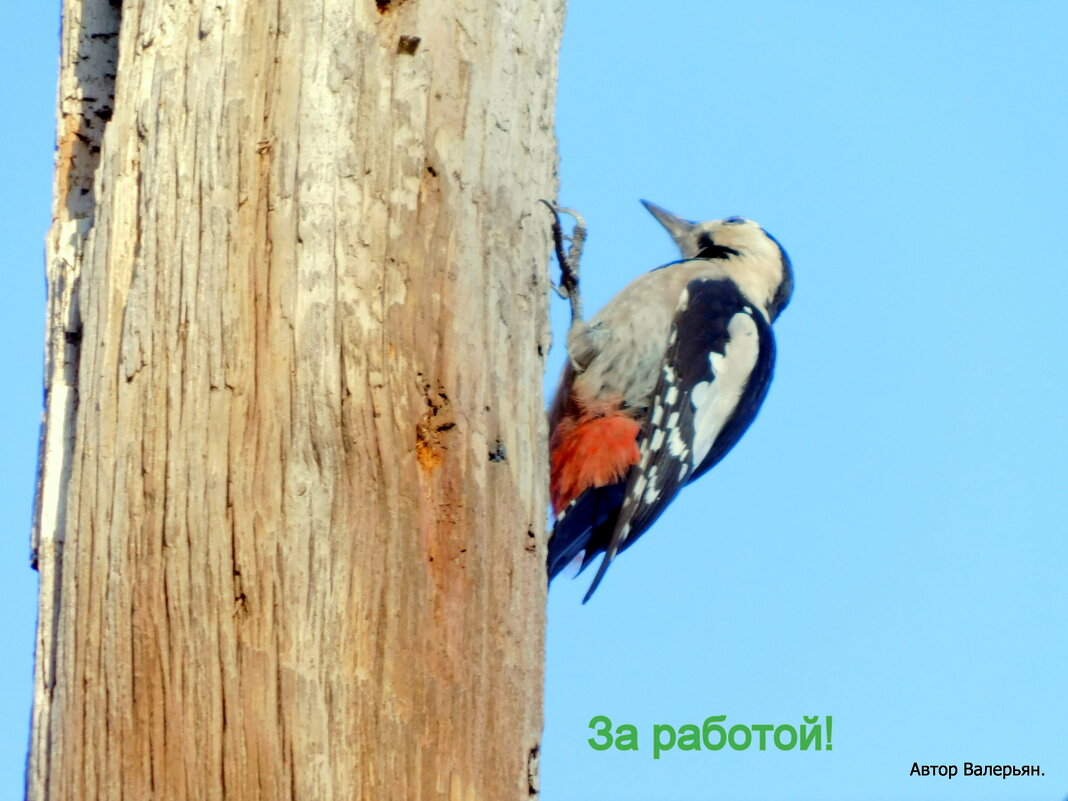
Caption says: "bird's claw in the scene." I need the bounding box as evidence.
[541,199,587,324]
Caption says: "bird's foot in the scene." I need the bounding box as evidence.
[540,199,587,323]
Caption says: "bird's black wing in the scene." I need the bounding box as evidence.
[581,277,776,601]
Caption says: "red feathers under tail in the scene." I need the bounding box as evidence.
[550,400,641,515]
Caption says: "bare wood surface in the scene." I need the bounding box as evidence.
[30,1,563,798]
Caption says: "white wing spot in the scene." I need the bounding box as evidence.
[651,402,664,427]
[631,474,648,501]
[649,429,665,451]
[643,465,661,504]
[664,385,679,406]
[668,426,689,460]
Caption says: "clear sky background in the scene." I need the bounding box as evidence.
[3,2,1067,801]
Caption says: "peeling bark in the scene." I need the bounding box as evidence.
[30,0,563,798]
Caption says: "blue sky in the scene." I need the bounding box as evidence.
[3,2,1067,800]
[3,5,58,801]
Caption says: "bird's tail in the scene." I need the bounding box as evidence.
[547,482,626,582]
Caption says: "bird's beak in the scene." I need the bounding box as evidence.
[640,199,695,248]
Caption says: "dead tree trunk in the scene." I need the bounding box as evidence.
[29,1,563,799]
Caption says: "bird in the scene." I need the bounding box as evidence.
[547,200,793,602]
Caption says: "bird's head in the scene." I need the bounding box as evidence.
[640,199,794,320]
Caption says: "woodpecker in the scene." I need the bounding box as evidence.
[547,200,793,602]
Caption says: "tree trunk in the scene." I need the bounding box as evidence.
[29,1,562,799]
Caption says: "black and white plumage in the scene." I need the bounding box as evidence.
[548,201,793,601]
